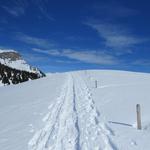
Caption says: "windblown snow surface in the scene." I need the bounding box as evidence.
[0,70,150,150]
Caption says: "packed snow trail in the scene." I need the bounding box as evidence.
[28,73,117,150]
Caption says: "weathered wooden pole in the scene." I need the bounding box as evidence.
[136,104,142,130]
[95,80,97,88]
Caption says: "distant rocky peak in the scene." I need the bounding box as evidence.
[0,51,22,61]
[0,49,46,85]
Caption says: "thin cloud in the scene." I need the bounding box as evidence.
[92,2,138,19]
[1,0,54,20]
[1,0,28,17]
[32,48,118,65]
[22,52,50,63]
[132,59,150,66]
[32,0,55,21]
[2,6,25,17]
[84,2,146,54]
[15,33,55,48]
[85,22,145,53]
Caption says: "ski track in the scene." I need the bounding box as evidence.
[28,73,117,150]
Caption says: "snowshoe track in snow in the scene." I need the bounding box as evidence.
[28,73,117,150]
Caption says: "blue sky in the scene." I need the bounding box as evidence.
[0,0,150,73]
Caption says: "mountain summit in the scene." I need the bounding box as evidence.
[0,49,45,85]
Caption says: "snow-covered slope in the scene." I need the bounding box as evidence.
[0,70,150,150]
[0,73,67,150]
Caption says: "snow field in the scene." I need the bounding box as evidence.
[1,70,150,150]
[28,73,117,150]
[0,73,67,150]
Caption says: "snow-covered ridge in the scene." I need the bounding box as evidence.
[0,49,44,76]
[0,49,45,85]
[0,49,16,53]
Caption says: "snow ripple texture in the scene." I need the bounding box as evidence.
[28,73,117,150]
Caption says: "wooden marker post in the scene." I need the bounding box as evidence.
[136,104,142,130]
[95,80,97,88]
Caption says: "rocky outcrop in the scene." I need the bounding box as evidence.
[0,49,46,85]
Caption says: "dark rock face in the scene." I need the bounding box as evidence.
[0,63,45,85]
